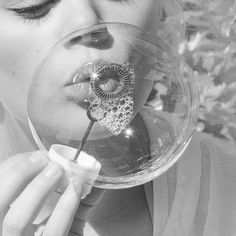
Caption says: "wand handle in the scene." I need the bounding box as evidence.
[72,110,97,162]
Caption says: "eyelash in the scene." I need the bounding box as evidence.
[9,0,60,22]
[9,0,129,23]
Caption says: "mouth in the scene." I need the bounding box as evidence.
[65,61,93,87]
[64,62,93,107]
[65,61,123,106]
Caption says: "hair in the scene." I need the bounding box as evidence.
[157,0,185,54]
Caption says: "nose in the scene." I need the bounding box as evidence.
[61,0,101,36]
[65,26,114,50]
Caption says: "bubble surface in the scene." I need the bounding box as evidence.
[28,23,198,189]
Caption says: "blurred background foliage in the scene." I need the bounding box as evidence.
[162,0,236,141]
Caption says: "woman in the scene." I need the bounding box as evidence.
[0,1,164,235]
[0,1,236,236]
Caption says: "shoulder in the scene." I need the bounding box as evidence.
[193,131,236,162]
[192,132,236,186]
[0,112,34,162]
[189,133,236,235]
[194,131,236,155]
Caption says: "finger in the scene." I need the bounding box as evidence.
[2,163,63,236]
[69,187,105,235]
[42,180,84,236]
[81,187,105,206]
[0,151,48,217]
[74,187,105,219]
[0,151,47,174]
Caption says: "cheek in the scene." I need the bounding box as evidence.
[100,1,157,29]
[0,38,39,120]
[0,17,52,120]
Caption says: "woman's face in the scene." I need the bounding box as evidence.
[0,0,158,141]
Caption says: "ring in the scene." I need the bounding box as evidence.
[90,62,135,100]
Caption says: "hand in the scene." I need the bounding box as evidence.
[68,187,105,236]
[0,151,104,236]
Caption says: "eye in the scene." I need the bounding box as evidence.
[9,0,60,20]
[107,0,129,2]
[108,0,130,3]
[99,0,130,4]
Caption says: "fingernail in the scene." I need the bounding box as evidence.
[81,184,92,199]
[71,179,92,199]
[43,163,63,178]
[29,151,47,164]
[71,179,84,196]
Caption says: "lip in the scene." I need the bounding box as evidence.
[64,62,96,105]
[65,80,93,107]
[65,62,94,87]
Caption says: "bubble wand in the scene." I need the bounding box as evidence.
[72,62,135,162]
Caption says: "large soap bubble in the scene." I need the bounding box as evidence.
[28,23,198,189]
